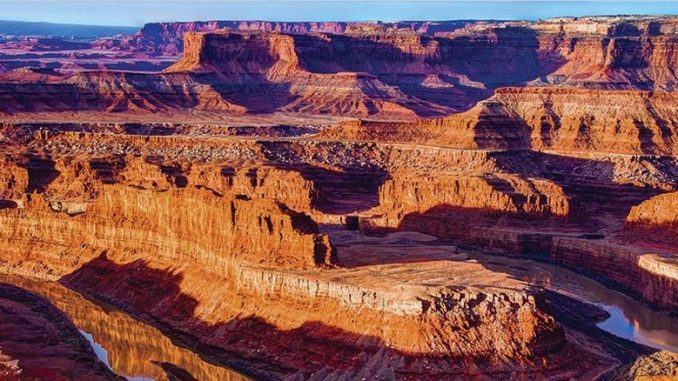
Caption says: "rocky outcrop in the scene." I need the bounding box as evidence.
[0,157,28,208]
[370,173,569,229]
[166,31,300,78]
[625,191,678,246]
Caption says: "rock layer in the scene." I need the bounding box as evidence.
[4,16,678,118]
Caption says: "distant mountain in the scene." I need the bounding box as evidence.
[0,20,138,39]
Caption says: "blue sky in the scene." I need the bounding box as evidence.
[3,1,678,27]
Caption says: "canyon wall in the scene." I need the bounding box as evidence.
[371,172,569,230]
[330,87,678,155]
[3,16,678,119]
[96,20,474,55]
[551,239,678,311]
[0,157,333,273]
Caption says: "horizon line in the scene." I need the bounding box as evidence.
[2,13,677,29]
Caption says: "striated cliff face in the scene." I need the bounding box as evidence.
[371,173,569,230]
[167,31,300,78]
[100,16,678,86]
[163,17,678,93]
[536,34,678,91]
[551,238,678,311]
[336,87,678,155]
[95,20,475,55]
[0,156,28,207]
[448,87,678,155]
[0,157,333,272]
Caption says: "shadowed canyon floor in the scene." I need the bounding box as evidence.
[0,14,677,381]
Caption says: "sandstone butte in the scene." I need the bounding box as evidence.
[0,14,677,381]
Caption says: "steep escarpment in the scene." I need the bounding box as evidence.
[165,17,678,93]
[95,20,475,55]
[331,87,678,155]
[448,88,678,155]
[166,31,301,78]
[370,173,569,230]
[0,157,333,272]
[550,238,678,312]
[100,16,678,92]
[533,17,678,90]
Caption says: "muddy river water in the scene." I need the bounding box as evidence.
[0,255,676,380]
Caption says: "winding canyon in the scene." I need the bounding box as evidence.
[0,15,677,380]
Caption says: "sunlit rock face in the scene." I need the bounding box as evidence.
[0,156,334,274]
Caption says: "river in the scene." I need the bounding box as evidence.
[474,255,678,353]
[0,274,249,381]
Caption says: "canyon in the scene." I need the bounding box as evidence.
[0,14,677,381]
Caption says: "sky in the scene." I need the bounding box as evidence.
[2,1,678,27]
